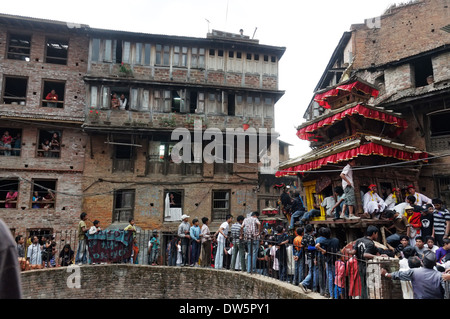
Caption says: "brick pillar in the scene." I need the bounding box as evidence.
[366,257,403,299]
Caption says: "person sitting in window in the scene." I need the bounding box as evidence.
[1,131,12,156]
[42,190,55,209]
[119,94,128,110]
[45,89,58,107]
[41,139,51,157]
[50,133,60,158]
[32,191,41,209]
[5,190,18,208]
[111,93,120,109]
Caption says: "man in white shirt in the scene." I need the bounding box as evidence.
[384,187,401,210]
[27,236,42,267]
[339,159,360,219]
[321,194,336,218]
[363,184,386,219]
[406,184,431,207]
[215,214,233,269]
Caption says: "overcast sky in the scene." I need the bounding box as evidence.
[2,0,400,158]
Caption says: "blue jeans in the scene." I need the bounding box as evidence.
[247,240,259,273]
[326,263,335,298]
[294,252,304,284]
[301,257,315,288]
[301,209,320,224]
[290,210,305,229]
[149,249,159,264]
[190,240,201,265]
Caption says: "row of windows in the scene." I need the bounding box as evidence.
[90,38,278,68]
[1,76,66,108]
[7,33,68,65]
[0,181,230,223]
[90,85,274,117]
[1,128,62,158]
[0,75,275,118]
[114,189,231,223]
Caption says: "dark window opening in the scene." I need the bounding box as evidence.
[209,49,215,56]
[228,51,234,58]
[171,90,181,113]
[45,38,68,65]
[27,229,53,245]
[189,91,198,114]
[264,55,269,62]
[110,87,129,110]
[430,112,450,137]
[31,179,56,209]
[7,34,31,61]
[0,179,19,208]
[42,81,65,108]
[413,56,433,88]
[0,128,22,157]
[212,190,230,221]
[246,53,252,60]
[227,94,235,116]
[218,50,224,57]
[2,76,27,105]
[116,40,123,64]
[271,56,276,63]
[236,52,242,59]
[163,189,184,222]
[113,139,134,172]
[113,189,135,223]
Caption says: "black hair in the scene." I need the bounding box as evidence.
[425,236,435,243]
[237,215,245,222]
[276,225,284,233]
[432,198,443,205]
[366,225,379,236]
[384,210,396,219]
[406,195,416,204]
[296,227,304,236]
[334,186,344,196]
[201,217,209,224]
[93,220,100,226]
[408,256,422,269]
[415,236,424,243]
[251,211,260,217]
[225,214,233,221]
[129,218,134,223]
[192,218,199,224]
[15,234,23,243]
[400,235,409,241]
[305,224,314,233]
[402,246,415,259]
[80,212,87,220]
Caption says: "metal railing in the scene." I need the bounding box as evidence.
[18,229,450,299]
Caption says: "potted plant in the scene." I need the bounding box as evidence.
[243,118,250,131]
[118,62,133,77]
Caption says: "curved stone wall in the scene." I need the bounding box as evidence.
[20,265,316,299]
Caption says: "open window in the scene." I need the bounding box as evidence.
[112,136,135,173]
[412,56,433,88]
[2,76,27,105]
[37,130,62,158]
[0,128,22,156]
[163,189,184,222]
[113,189,135,223]
[42,80,65,108]
[7,33,31,61]
[212,190,231,221]
[31,179,56,209]
[45,38,69,65]
[0,179,19,209]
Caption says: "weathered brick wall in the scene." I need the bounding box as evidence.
[21,265,313,299]
[0,26,88,121]
[81,134,259,231]
[351,0,450,70]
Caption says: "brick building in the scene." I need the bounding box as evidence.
[81,27,286,234]
[0,14,287,240]
[0,14,89,238]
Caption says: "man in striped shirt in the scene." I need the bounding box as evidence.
[432,198,450,247]
[241,211,261,273]
[230,215,246,271]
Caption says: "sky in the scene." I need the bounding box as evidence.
[1,0,401,158]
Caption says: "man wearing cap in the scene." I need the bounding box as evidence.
[177,214,191,266]
[381,251,445,299]
[406,184,431,207]
[362,184,386,219]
